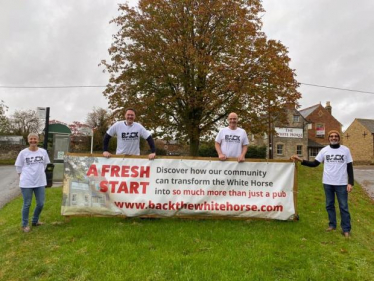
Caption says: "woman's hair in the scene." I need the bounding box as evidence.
[27,132,39,139]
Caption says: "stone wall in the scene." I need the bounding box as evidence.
[272,107,309,160]
[0,144,26,160]
[344,120,374,165]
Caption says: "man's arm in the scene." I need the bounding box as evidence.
[146,136,156,160]
[215,142,226,160]
[290,155,320,167]
[347,162,354,192]
[237,145,248,162]
[103,133,112,158]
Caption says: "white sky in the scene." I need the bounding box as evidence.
[1,0,373,131]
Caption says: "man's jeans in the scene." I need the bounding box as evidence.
[323,184,351,232]
[21,187,45,227]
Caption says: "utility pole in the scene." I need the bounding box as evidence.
[268,99,273,159]
[43,107,50,150]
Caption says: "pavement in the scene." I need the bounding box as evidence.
[0,165,20,209]
[0,165,63,209]
[354,165,374,200]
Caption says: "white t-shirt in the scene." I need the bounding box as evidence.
[107,121,151,155]
[215,127,249,158]
[315,145,353,185]
[15,148,50,188]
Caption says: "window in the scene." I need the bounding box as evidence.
[293,115,300,122]
[296,145,302,155]
[308,124,312,130]
[309,148,320,157]
[276,144,284,155]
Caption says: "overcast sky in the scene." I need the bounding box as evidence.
[1,0,373,131]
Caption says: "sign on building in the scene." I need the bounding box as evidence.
[275,127,303,138]
[316,123,325,136]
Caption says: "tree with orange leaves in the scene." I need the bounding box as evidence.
[101,0,300,156]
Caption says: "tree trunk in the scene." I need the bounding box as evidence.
[189,126,201,156]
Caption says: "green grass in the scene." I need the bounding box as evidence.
[0,159,15,165]
[1,165,373,281]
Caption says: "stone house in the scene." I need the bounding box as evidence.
[299,101,342,160]
[343,118,374,165]
[271,104,309,160]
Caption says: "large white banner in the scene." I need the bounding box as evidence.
[61,155,297,220]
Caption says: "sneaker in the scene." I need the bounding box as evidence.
[22,226,30,233]
[342,232,350,238]
[325,227,336,232]
[32,222,44,227]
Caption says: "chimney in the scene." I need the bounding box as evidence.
[325,101,332,115]
[285,102,296,109]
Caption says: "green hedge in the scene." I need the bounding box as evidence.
[198,143,266,159]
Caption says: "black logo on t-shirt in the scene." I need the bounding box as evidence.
[26,156,44,165]
[326,154,344,163]
[225,135,240,143]
[121,132,139,141]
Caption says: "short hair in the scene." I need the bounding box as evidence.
[125,108,136,115]
[27,132,39,139]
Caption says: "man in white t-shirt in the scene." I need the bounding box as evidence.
[215,112,249,162]
[291,130,354,238]
[103,108,156,160]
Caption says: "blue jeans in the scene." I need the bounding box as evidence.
[323,184,351,232]
[21,187,45,227]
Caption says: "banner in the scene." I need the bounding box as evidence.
[61,154,297,220]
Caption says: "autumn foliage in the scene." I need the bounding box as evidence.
[101,0,300,156]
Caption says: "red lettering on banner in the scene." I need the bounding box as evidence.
[121,166,130,177]
[98,181,149,194]
[99,181,108,192]
[101,165,111,176]
[130,182,139,193]
[139,182,149,193]
[139,166,150,178]
[86,164,98,177]
[99,165,150,178]
[110,165,120,177]
[117,182,129,193]
[110,181,119,193]
[131,166,139,177]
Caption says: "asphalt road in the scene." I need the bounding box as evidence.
[0,165,20,209]
[354,165,374,200]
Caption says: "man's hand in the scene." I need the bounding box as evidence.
[347,184,353,192]
[103,151,112,158]
[218,153,227,161]
[148,153,156,160]
[237,155,245,163]
[290,155,302,162]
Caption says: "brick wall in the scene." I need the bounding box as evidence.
[305,104,342,146]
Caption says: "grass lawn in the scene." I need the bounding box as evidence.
[0,165,373,281]
[0,159,15,165]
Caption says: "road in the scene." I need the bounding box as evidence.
[354,165,374,200]
[0,165,20,209]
